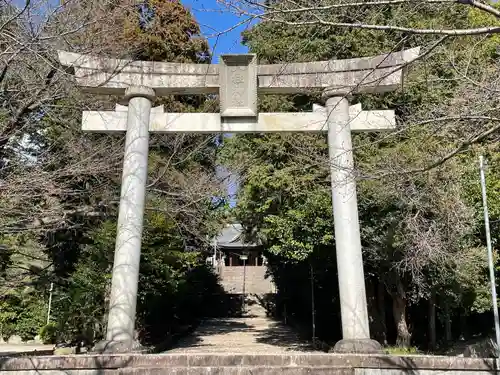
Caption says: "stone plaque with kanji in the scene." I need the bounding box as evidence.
[219,54,257,118]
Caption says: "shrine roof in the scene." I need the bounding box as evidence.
[215,223,260,249]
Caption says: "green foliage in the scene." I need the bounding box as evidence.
[49,210,225,346]
[467,3,500,58]
[0,299,17,340]
[263,190,334,261]
[0,288,46,341]
[14,299,46,341]
[39,323,57,344]
[220,0,498,348]
[0,233,51,341]
[53,244,110,343]
[220,132,331,262]
[121,0,210,63]
[385,346,420,355]
[1,0,225,347]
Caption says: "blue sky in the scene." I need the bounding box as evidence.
[180,0,247,203]
[181,0,250,61]
[12,0,250,62]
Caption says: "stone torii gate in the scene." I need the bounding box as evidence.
[58,47,420,353]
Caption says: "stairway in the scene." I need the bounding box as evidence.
[168,293,314,354]
[168,316,315,354]
[3,352,490,375]
[0,353,375,375]
[244,294,268,317]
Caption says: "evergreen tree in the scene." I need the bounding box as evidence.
[220,1,500,349]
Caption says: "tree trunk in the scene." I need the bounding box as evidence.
[459,308,467,340]
[393,293,411,347]
[365,280,377,338]
[428,293,436,350]
[377,281,387,345]
[444,303,452,343]
[310,263,316,345]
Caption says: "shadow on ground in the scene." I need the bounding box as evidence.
[169,316,316,353]
[255,321,316,351]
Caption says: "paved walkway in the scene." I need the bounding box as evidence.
[168,297,317,354]
[168,317,316,353]
[1,298,316,355]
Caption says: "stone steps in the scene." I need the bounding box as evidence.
[0,368,349,375]
[0,368,344,375]
[166,297,314,353]
[1,353,497,375]
[167,316,315,353]
[116,366,345,375]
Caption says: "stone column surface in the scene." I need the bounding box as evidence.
[324,92,381,354]
[96,86,155,353]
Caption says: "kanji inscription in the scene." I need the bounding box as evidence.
[219,54,257,117]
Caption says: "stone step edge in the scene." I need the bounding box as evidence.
[1,354,498,372]
[0,367,357,375]
[121,366,353,373]
[0,363,358,370]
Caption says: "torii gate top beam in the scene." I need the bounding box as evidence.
[57,48,420,96]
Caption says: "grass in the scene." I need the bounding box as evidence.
[384,346,420,355]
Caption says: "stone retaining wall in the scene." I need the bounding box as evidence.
[219,266,275,294]
[1,353,499,375]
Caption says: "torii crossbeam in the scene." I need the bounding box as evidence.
[58,47,420,354]
[82,102,395,133]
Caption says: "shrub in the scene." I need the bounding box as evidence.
[385,346,420,355]
[39,323,58,344]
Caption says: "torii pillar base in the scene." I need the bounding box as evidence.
[332,339,382,354]
[92,339,145,354]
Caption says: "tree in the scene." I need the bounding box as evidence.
[219,0,497,348]
[0,0,121,342]
[220,0,500,173]
[0,0,226,345]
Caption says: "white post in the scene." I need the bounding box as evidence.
[46,282,54,325]
[325,92,381,353]
[479,155,500,357]
[104,86,155,352]
[213,237,217,268]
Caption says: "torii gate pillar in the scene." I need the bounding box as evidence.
[101,86,155,352]
[324,91,379,353]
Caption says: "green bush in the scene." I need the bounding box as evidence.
[39,323,58,344]
[15,299,46,341]
[384,346,420,355]
[0,322,16,342]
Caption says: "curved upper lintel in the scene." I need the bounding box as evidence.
[57,47,420,96]
[257,47,421,76]
[57,51,220,76]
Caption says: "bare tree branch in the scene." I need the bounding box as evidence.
[259,17,500,36]
[220,0,500,36]
[369,118,500,179]
[0,0,31,34]
[463,0,500,19]
[241,0,500,19]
